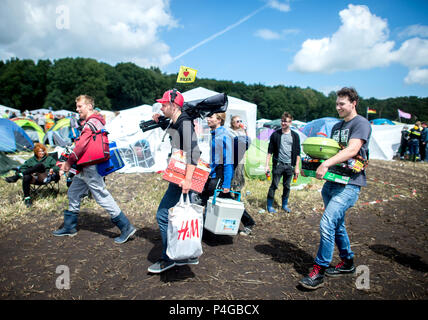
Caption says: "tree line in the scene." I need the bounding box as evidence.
[0,57,427,122]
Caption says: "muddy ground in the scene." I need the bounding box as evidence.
[0,159,427,301]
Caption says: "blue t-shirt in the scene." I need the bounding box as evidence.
[330,115,371,187]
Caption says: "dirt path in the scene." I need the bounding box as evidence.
[0,160,427,300]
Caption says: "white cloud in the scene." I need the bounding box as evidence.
[288,4,428,86]
[398,24,428,39]
[255,29,282,40]
[404,68,428,85]
[0,0,177,67]
[391,37,428,68]
[289,4,395,73]
[255,28,299,40]
[268,0,291,12]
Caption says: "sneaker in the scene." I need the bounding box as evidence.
[325,259,356,277]
[24,197,32,208]
[299,264,325,290]
[147,259,176,274]
[239,227,253,236]
[175,257,199,266]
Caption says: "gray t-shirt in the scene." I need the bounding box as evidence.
[330,115,371,187]
[278,131,293,164]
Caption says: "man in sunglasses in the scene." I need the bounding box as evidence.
[265,112,301,213]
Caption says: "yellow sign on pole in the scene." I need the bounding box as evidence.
[176,66,197,83]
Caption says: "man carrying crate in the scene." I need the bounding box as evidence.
[299,87,371,290]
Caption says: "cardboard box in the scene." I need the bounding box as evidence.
[163,150,211,193]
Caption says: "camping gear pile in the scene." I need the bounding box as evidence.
[301,137,352,185]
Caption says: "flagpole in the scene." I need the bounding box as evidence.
[366,107,368,119]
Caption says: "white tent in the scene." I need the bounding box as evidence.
[181,87,257,140]
[369,124,405,160]
[53,109,78,117]
[1,104,21,117]
[100,110,116,124]
[105,104,171,173]
[30,108,51,115]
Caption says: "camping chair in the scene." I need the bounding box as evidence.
[29,151,61,199]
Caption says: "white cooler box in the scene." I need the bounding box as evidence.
[204,190,245,236]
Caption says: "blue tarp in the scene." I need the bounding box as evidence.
[370,118,395,125]
[0,118,34,152]
[301,117,341,138]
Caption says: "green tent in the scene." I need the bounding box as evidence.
[244,138,312,186]
[12,118,45,143]
[0,152,21,175]
[50,117,71,131]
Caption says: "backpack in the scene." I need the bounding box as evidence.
[76,120,110,166]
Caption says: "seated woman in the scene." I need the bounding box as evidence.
[5,143,60,207]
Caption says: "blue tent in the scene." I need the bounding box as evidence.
[301,117,341,138]
[370,118,395,125]
[0,118,34,152]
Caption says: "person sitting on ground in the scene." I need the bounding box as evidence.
[5,143,60,207]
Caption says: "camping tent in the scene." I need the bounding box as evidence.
[0,152,21,174]
[30,108,51,116]
[11,118,45,143]
[181,87,258,140]
[100,110,116,124]
[369,124,406,160]
[0,119,34,152]
[106,104,170,173]
[256,118,271,129]
[53,109,78,118]
[43,117,72,146]
[370,118,395,125]
[1,105,21,117]
[301,117,341,138]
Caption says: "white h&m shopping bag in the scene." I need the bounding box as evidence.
[166,194,204,261]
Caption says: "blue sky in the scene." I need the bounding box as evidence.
[161,0,428,99]
[1,0,428,99]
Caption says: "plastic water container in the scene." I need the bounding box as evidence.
[204,190,245,236]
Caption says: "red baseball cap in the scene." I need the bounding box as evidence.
[156,89,184,107]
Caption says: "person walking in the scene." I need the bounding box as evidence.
[53,95,136,244]
[228,115,255,235]
[148,89,201,273]
[265,112,301,213]
[299,87,371,290]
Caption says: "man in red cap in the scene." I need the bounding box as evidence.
[148,89,201,273]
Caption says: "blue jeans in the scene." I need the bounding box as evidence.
[408,139,419,156]
[156,183,186,262]
[314,182,361,268]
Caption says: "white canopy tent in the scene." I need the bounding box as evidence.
[30,108,51,115]
[1,104,21,116]
[369,124,405,161]
[53,109,78,117]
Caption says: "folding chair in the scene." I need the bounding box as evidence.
[29,151,61,198]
